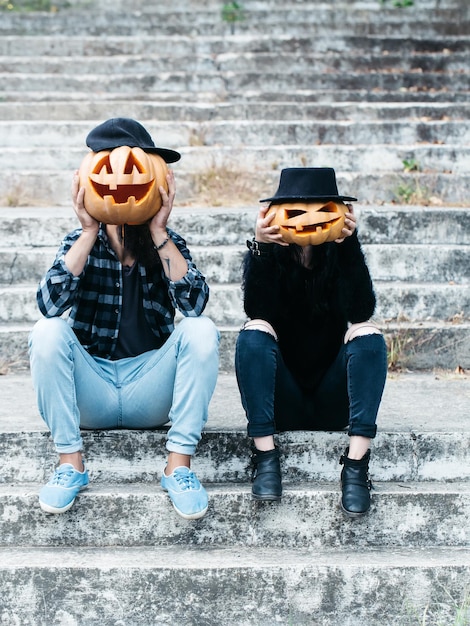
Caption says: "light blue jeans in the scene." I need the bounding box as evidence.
[29,316,220,456]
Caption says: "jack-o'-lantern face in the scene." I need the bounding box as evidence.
[79,146,169,225]
[267,201,347,246]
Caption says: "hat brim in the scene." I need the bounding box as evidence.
[143,147,181,163]
[260,194,358,203]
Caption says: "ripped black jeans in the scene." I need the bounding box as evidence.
[235,329,387,439]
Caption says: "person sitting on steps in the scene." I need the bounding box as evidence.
[29,118,219,520]
[235,167,387,517]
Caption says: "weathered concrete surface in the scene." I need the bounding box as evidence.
[0,372,469,486]
[1,205,469,370]
[0,482,469,548]
[0,546,469,626]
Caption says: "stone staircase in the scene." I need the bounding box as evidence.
[0,0,469,624]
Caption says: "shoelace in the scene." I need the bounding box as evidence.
[49,467,75,486]
[173,469,198,491]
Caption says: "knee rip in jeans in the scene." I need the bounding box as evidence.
[344,321,382,344]
[243,319,278,341]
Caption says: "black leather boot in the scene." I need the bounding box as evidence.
[251,447,282,501]
[339,447,372,517]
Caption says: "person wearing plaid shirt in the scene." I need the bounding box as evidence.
[29,119,220,521]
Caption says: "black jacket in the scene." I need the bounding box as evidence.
[242,232,376,392]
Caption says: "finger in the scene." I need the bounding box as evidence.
[71,170,80,199]
[258,204,270,218]
[166,170,176,196]
[77,186,86,208]
[263,209,276,225]
[159,185,170,206]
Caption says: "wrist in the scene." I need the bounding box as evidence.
[81,226,99,238]
[153,230,170,252]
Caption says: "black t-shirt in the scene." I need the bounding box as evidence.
[113,262,160,360]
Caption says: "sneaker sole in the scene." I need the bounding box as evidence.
[39,499,77,514]
[171,502,209,521]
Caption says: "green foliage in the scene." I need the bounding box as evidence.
[221,2,245,28]
[408,587,470,626]
[392,158,432,204]
[0,0,60,10]
[395,182,428,204]
[403,158,420,172]
[379,0,414,7]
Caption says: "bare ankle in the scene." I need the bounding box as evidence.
[253,435,275,452]
[59,452,84,472]
[165,452,191,475]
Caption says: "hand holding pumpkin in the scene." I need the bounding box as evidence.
[149,170,176,239]
[255,205,289,247]
[71,170,99,234]
[335,205,356,244]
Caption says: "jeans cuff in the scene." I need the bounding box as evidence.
[247,424,276,438]
[55,440,83,454]
[166,442,197,456]
[348,424,377,438]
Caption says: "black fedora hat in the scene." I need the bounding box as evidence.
[260,167,357,203]
[86,118,181,164]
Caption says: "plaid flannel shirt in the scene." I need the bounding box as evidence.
[37,225,209,359]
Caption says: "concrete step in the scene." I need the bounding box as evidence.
[0,482,469,549]
[1,280,468,327]
[1,70,469,94]
[1,371,470,482]
[3,51,469,75]
[206,282,469,326]
[1,206,469,247]
[3,171,470,207]
[0,545,468,626]
[2,321,470,371]
[161,282,470,327]
[2,145,469,181]
[64,0,470,8]
[3,406,470,483]
[2,120,469,150]
[1,7,469,37]
[0,242,467,286]
[1,33,468,58]
[0,100,468,122]
[2,87,467,104]
[5,0,463,9]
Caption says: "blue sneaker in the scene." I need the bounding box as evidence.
[39,463,89,514]
[161,466,208,520]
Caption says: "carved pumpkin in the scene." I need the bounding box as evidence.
[79,146,169,225]
[268,201,347,246]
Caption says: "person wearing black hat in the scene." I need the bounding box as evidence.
[235,167,387,517]
[29,119,219,520]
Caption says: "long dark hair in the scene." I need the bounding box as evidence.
[117,223,161,269]
[276,243,338,317]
